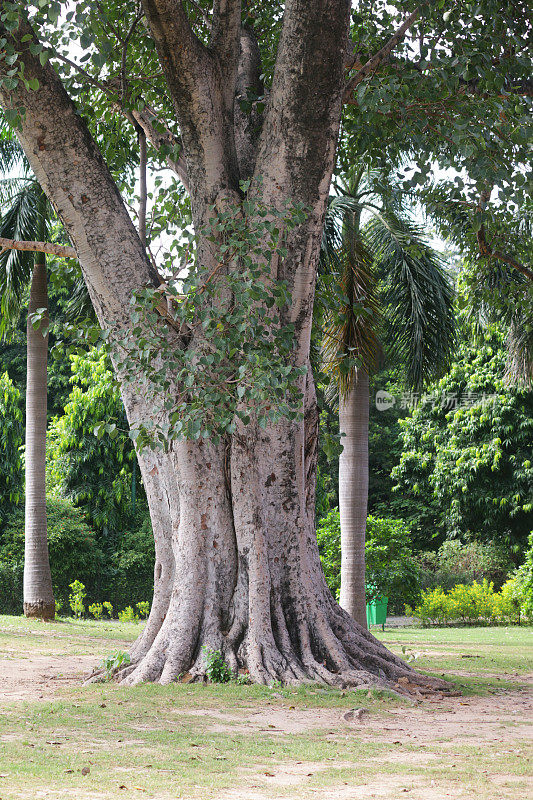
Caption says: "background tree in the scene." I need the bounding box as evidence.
[0,140,56,617]
[47,348,144,541]
[392,325,533,554]
[319,169,455,626]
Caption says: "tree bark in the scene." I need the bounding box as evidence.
[339,370,369,628]
[0,8,450,693]
[23,193,55,619]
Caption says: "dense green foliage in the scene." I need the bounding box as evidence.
[391,326,533,553]
[47,349,142,537]
[0,498,104,612]
[0,496,154,614]
[316,510,420,612]
[416,540,513,592]
[116,189,308,447]
[511,533,533,618]
[0,371,23,524]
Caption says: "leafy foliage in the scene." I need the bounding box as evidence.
[0,498,106,610]
[100,651,131,681]
[0,371,23,523]
[410,579,530,626]
[416,540,513,592]
[47,349,142,536]
[114,185,308,448]
[508,533,533,618]
[316,510,420,611]
[68,579,86,619]
[202,647,231,684]
[391,326,533,552]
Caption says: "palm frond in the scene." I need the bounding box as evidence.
[320,193,382,399]
[0,129,25,174]
[0,180,46,338]
[365,210,455,392]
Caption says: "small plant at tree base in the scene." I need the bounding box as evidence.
[68,580,86,619]
[89,602,103,620]
[118,605,138,623]
[102,601,113,618]
[234,672,252,685]
[202,646,231,683]
[136,601,150,619]
[100,651,131,680]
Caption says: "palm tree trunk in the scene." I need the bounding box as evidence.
[338,369,369,628]
[23,193,54,619]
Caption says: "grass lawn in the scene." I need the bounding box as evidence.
[0,615,531,800]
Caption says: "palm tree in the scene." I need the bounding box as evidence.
[319,169,455,627]
[0,139,56,617]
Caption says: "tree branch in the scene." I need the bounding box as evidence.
[343,8,420,102]
[477,226,533,281]
[138,130,148,247]
[141,0,238,198]
[210,0,242,111]
[51,51,190,188]
[129,105,189,188]
[0,237,76,259]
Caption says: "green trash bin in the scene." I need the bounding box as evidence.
[366,596,388,630]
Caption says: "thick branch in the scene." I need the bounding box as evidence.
[141,0,238,198]
[129,106,189,188]
[477,226,533,281]
[343,8,419,102]
[51,51,189,188]
[210,0,242,111]
[0,237,76,258]
[138,131,148,247]
[0,15,157,326]
[256,0,351,203]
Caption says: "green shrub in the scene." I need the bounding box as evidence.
[118,606,138,623]
[102,601,114,618]
[408,586,449,625]
[136,601,150,619]
[510,532,533,617]
[316,509,342,599]
[410,579,532,626]
[100,651,131,680]
[69,580,86,618]
[0,561,23,615]
[89,602,103,620]
[316,510,420,611]
[110,515,155,610]
[202,647,231,683]
[0,372,23,525]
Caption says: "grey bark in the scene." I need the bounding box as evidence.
[0,7,449,693]
[23,197,55,619]
[339,370,369,628]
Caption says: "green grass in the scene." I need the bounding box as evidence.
[0,615,531,799]
[375,624,533,694]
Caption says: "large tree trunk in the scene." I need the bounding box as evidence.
[0,6,449,693]
[23,194,55,619]
[339,370,369,628]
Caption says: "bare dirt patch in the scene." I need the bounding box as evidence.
[0,654,96,701]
